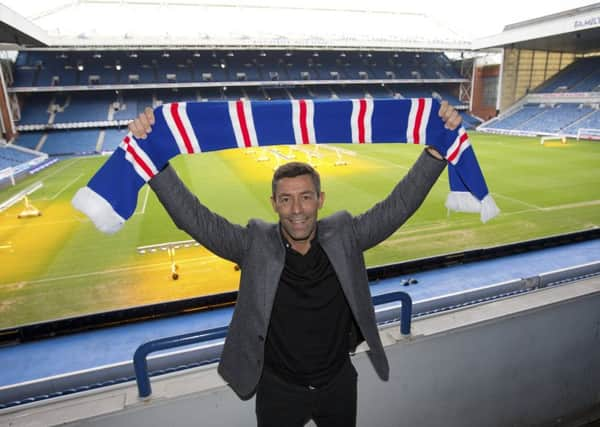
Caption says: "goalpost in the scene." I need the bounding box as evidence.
[0,181,43,213]
[0,167,16,186]
[540,135,568,145]
[576,128,600,141]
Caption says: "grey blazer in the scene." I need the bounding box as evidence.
[149,149,445,399]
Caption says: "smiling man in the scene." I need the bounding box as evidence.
[271,163,324,254]
[132,101,460,427]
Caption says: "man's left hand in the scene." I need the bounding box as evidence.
[426,100,463,160]
[438,100,462,130]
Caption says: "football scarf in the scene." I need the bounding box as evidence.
[72,98,499,234]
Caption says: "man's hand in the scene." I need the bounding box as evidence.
[438,100,461,130]
[128,107,155,139]
[426,100,463,160]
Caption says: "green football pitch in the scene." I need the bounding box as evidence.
[1,132,599,329]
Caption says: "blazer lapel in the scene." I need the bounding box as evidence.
[262,224,286,320]
[318,219,359,314]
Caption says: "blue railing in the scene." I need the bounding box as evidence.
[133,326,228,399]
[372,291,413,335]
[133,291,413,398]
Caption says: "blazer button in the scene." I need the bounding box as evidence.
[258,335,264,341]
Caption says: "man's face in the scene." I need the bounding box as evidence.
[271,174,325,247]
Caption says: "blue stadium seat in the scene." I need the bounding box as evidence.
[42,130,100,155]
[102,128,130,152]
[12,68,36,87]
[53,93,114,123]
[0,145,41,168]
[460,112,482,130]
[515,104,593,133]
[287,87,312,99]
[198,87,226,101]
[18,94,53,125]
[536,57,600,93]
[481,104,547,130]
[564,109,600,133]
[14,132,44,151]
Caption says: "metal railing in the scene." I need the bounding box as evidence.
[133,291,413,399]
[372,291,413,335]
[133,326,228,399]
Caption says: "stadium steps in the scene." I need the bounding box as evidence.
[36,133,48,152]
[479,99,544,130]
[567,109,600,133]
[47,109,56,125]
[96,130,105,152]
[107,103,116,121]
[564,109,600,133]
[511,106,553,130]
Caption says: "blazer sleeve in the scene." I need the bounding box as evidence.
[149,164,248,265]
[352,149,446,251]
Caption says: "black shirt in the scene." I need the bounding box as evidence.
[264,235,353,387]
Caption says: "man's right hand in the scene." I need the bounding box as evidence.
[128,106,155,139]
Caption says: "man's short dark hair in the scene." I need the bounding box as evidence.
[272,162,321,197]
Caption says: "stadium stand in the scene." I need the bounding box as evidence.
[477,48,600,137]
[11,50,462,88]
[198,87,227,101]
[12,132,44,151]
[480,102,599,135]
[0,144,40,169]
[480,104,543,131]
[41,129,100,156]
[10,49,468,155]
[536,56,600,93]
[515,103,594,133]
[459,112,482,130]
[565,109,600,133]
[263,87,291,100]
[102,128,131,152]
[17,94,53,125]
[53,92,115,124]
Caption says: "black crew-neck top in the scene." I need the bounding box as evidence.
[264,236,353,387]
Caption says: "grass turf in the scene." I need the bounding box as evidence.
[0,132,598,328]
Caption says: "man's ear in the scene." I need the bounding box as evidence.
[318,192,325,209]
[270,196,277,212]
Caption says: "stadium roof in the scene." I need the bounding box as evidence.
[0,4,47,49]
[0,0,471,51]
[473,3,600,53]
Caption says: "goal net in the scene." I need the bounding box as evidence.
[576,128,600,140]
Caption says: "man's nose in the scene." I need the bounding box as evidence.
[291,197,302,213]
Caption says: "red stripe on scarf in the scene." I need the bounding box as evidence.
[447,132,469,163]
[236,100,252,147]
[358,99,367,143]
[170,103,194,153]
[124,136,154,178]
[299,100,310,144]
[413,98,425,144]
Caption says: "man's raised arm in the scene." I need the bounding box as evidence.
[352,101,460,251]
[130,108,248,265]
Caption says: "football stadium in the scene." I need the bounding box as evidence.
[0,2,599,426]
